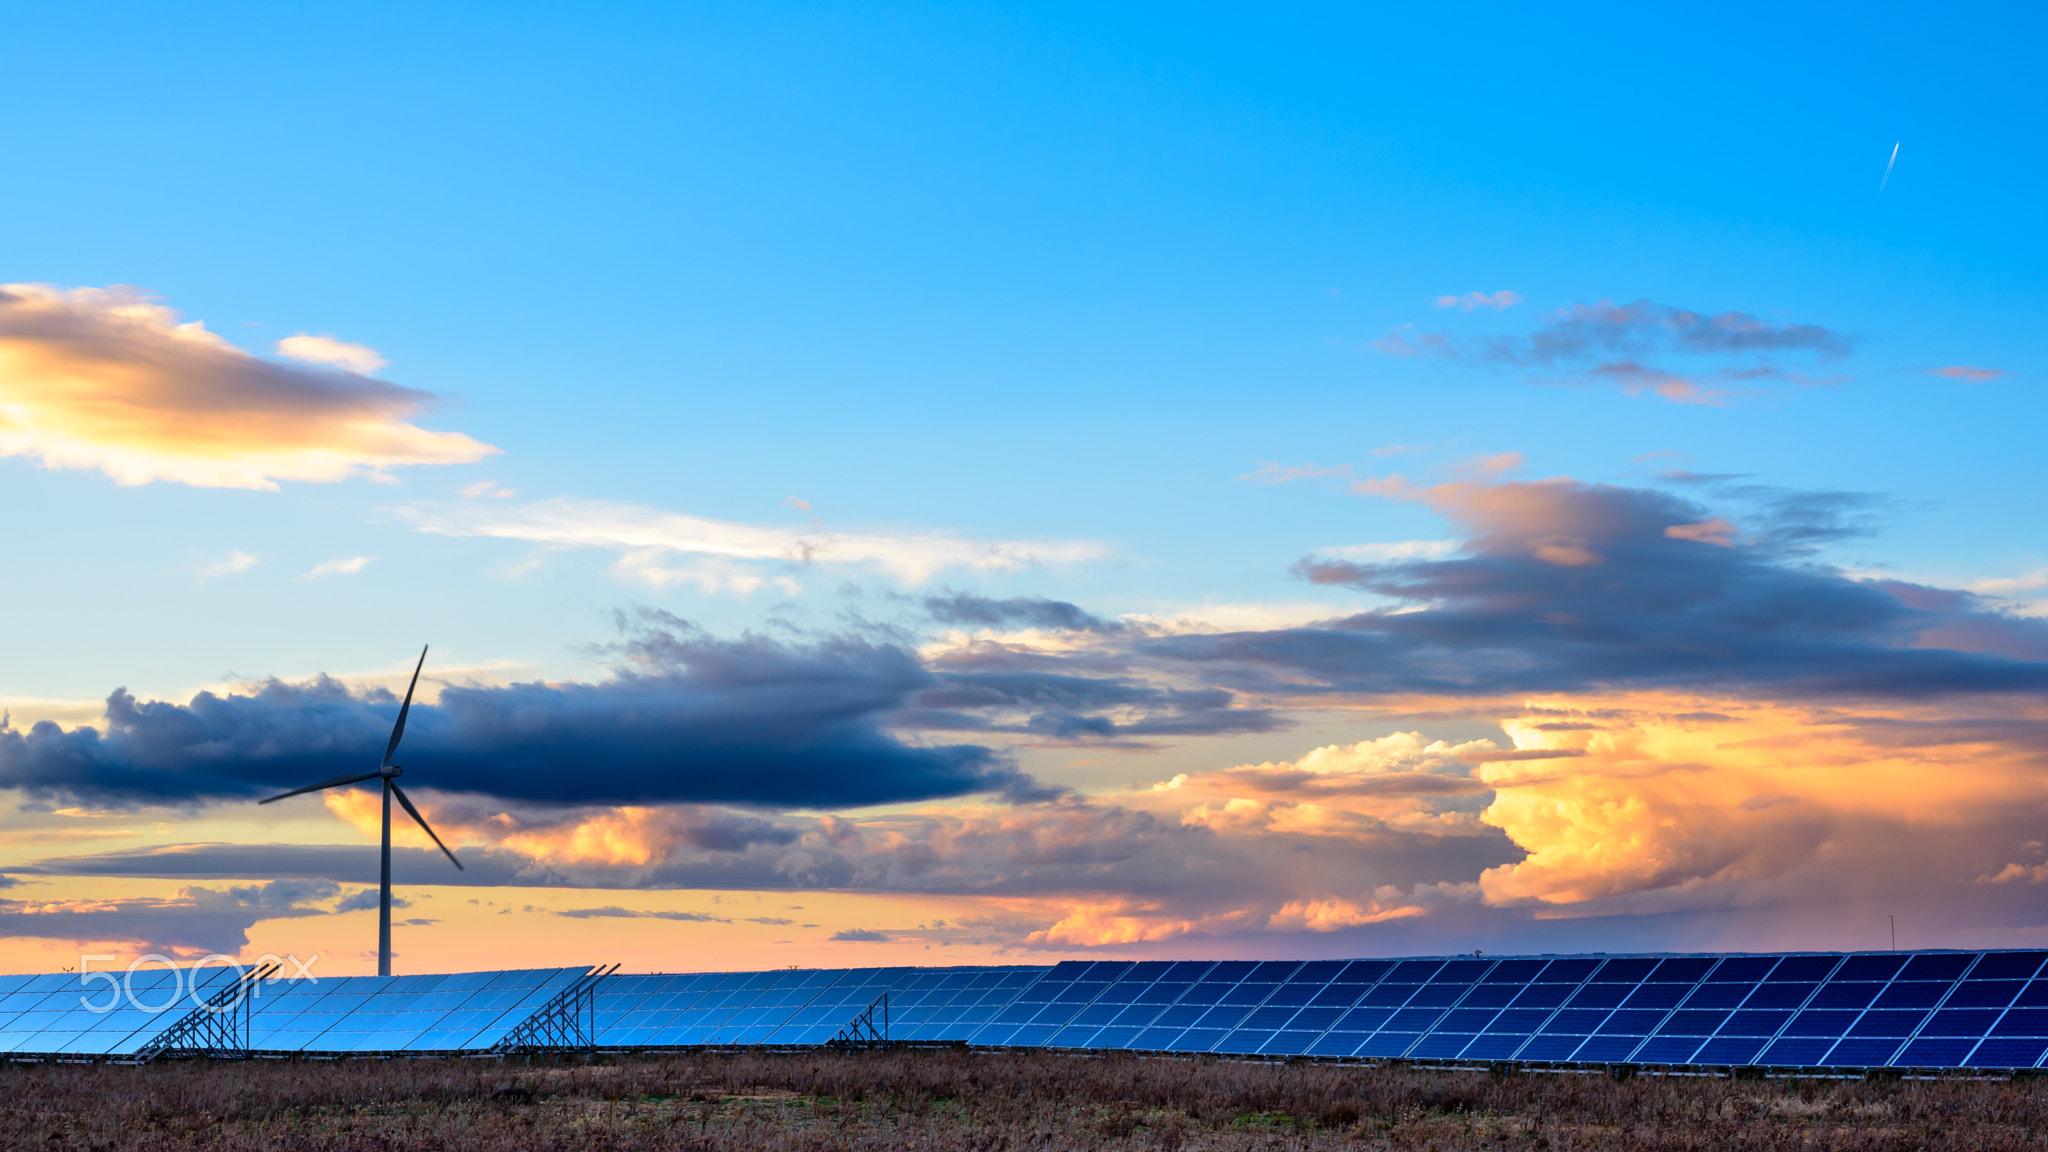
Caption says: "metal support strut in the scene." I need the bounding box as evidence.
[493,964,617,1055]
[829,992,890,1049]
[130,961,281,1062]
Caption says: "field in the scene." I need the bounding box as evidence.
[9,1050,2048,1150]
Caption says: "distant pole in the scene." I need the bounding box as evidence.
[1889,915,1896,952]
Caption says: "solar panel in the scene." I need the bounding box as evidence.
[247,967,586,1053]
[0,966,243,1056]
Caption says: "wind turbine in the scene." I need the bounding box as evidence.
[260,645,463,976]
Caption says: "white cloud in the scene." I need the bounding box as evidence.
[299,555,377,580]
[393,496,1109,588]
[1116,600,1358,633]
[275,333,388,374]
[1972,568,2048,597]
[192,550,260,581]
[1312,539,1457,563]
[1970,567,2048,618]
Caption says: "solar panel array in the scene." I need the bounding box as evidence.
[0,967,238,1057]
[597,950,2048,1070]
[6,950,2048,1068]
[244,967,588,1053]
[957,952,2048,1069]
[594,966,1045,1048]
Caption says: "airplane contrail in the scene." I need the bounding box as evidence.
[1879,142,1900,192]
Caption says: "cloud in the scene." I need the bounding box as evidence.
[332,887,408,914]
[1366,326,1451,359]
[829,928,890,941]
[1145,474,2048,701]
[908,643,1284,747]
[921,591,1119,634]
[1488,300,1848,363]
[1368,298,1852,405]
[1930,365,2007,383]
[1973,568,2048,614]
[0,284,496,489]
[24,842,554,887]
[0,611,1044,808]
[299,555,375,580]
[192,550,260,581]
[393,495,1107,590]
[275,333,387,374]
[1311,540,1456,563]
[1434,290,1523,311]
[60,691,2034,953]
[18,468,2048,955]
[1265,894,1427,931]
[26,770,1519,939]
[554,906,727,922]
[321,794,801,868]
[1464,694,2048,920]
[0,878,339,956]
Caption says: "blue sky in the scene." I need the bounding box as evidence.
[0,1,2043,970]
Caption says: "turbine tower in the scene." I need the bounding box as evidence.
[260,646,463,976]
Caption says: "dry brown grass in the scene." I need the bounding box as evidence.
[5,1049,2048,1149]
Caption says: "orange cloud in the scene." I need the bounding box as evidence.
[1664,517,1737,545]
[1016,898,1268,946]
[1265,893,1427,932]
[0,284,495,489]
[1475,694,2048,912]
[322,791,710,868]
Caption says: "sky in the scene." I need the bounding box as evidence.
[1,0,2045,976]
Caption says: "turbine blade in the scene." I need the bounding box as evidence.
[381,645,428,768]
[257,770,381,805]
[389,781,463,871]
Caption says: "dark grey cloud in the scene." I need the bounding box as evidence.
[1657,470,1896,549]
[1373,299,1852,401]
[19,843,547,887]
[829,928,889,941]
[921,591,1119,633]
[1145,478,2048,700]
[1480,300,1849,366]
[0,614,1038,809]
[0,604,1290,807]
[902,664,1285,745]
